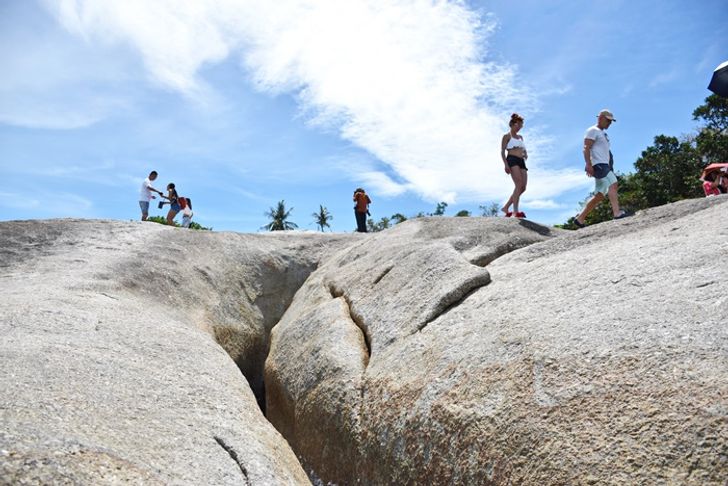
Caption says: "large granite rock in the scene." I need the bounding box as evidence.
[265,197,728,485]
[0,219,353,485]
[3,197,727,485]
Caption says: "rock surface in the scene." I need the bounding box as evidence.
[3,197,728,485]
[265,197,728,485]
[0,219,353,485]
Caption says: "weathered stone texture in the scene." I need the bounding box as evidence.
[0,219,352,485]
[266,198,728,485]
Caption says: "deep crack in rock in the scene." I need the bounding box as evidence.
[214,436,251,485]
[328,282,372,359]
[417,272,491,332]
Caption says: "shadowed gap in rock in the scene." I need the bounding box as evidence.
[328,283,372,359]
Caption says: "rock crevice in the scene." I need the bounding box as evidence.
[214,436,251,485]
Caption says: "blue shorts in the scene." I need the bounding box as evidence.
[139,201,150,214]
[595,171,618,195]
[170,203,181,212]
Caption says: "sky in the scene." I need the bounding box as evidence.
[1,0,726,233]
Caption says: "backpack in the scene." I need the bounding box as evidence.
[178,197,187,210]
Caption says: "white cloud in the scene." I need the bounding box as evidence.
[649,69,679,89]
[0,1,138,129]
[357,171,408,197]
[521,199,566,210]
[0,190,91,214]
[42,0,583,203]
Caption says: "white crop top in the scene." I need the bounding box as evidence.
[506,135,525,150]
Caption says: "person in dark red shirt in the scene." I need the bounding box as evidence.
[353,188,371,233]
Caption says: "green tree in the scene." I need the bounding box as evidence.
[432,202,448,216]
[147,215,168,225]
[145,215,211,230]
[187,221,212,231]
[390,213,408,224]
[311,205,333,232]
[455,210,471,217]
[263,200,298,231]
[633,135,702,207]
[693,94,728,164]
[367,216,391,232]
[479,202,500,217]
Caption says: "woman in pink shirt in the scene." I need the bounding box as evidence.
[703,172,724,196]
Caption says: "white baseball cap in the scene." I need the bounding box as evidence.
[598,109,616,122]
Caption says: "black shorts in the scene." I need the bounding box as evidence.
[506,155,527,170]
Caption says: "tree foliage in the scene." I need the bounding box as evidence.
[311,205,333,232]
[633,135,702,207]
[693,94,728,164]
[479,202,500,217]
[145,215,212,230]
[367,216,391,232]
[432,202,448,216]
[263,200,297,231]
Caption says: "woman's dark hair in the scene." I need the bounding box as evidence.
[167,183,175,189]
[509,113,524,127]
[354,187,364,193]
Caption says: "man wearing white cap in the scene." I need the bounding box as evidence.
[574,109,628,228]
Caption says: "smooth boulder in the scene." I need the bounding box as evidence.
[265,198,728,485]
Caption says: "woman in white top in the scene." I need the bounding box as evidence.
[500,113,528,218]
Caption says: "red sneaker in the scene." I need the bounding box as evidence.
[505,211,513,217]
[515,211,526,218]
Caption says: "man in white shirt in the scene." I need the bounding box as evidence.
[139,170,163,221]
[574,109,628,228]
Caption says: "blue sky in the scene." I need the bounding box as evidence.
[1,0,726,232]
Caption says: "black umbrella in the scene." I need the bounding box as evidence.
[708,60,728,97]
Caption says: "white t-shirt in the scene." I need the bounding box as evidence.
[139,177,155,202]
[584,125,610,165]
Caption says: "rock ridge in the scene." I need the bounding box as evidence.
[2,197,727,485]
[0,218,355,485]
[265,198,728,485]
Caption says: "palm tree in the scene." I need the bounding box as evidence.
[311,205,333,232]
[263,200,298,231]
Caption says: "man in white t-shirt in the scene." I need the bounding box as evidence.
[574,109,628,228]
[139,170,163,221]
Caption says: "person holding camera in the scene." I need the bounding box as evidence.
[353,188,371,233]
[159,182,181,225]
